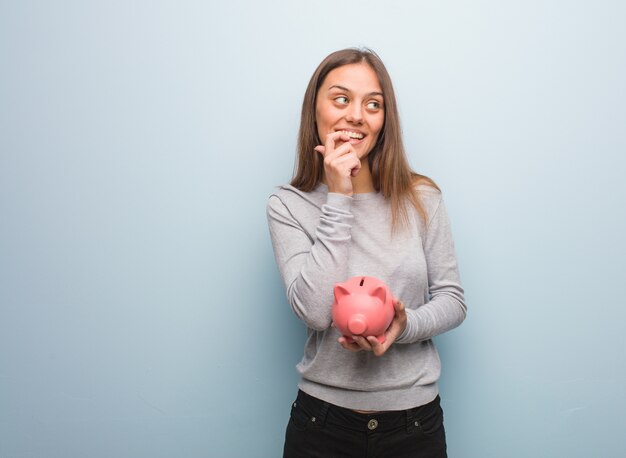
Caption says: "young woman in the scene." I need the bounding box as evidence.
[267,48,467,458]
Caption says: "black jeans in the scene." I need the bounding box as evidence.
[283,390,447,458]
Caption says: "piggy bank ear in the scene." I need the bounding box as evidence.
[334,284,351,302]
[372,286,387,304]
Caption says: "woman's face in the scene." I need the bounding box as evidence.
[315,63,385,160]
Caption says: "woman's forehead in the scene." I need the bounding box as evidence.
[321,63,383,94]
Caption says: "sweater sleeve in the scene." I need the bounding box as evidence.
[395,196,467,343]
[266,192,354,330]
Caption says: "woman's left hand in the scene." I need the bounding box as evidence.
[338,299,408,356]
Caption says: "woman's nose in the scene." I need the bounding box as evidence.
[345,103,363,124]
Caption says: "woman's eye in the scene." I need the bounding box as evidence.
[367,101,381,110]
[335,96,349,104]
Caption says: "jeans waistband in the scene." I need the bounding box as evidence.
[294,389,440,434]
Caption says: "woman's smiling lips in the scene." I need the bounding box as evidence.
[335,129,366,144]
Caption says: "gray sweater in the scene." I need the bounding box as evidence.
[267,183,466,411]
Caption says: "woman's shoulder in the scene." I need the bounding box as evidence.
[268,183,326,210]
[411,174,443,214]
[269,183,321,198]
[412,175,441,196]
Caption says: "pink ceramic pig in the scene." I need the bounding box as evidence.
[332,276,395,344]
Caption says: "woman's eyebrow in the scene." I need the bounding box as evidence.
[328,84,384,97]
[329,84,351,92]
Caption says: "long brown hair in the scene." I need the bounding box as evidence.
[291,47,438,229]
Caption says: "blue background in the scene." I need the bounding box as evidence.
[1,1,625,457]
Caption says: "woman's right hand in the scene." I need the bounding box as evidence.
[314,131,361,196]
[338,299,408,357]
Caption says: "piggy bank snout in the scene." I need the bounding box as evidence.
[348,314,367,335]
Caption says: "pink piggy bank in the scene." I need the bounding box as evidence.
[332,276,395,344]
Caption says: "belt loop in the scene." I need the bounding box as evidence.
[406,407,416,433]
[317,400,330,427]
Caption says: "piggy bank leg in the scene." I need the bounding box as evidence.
[376,334,386,344]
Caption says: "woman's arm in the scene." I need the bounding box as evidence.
[267,192,354,330]
[396,196,467,343]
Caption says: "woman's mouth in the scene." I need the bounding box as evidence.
[338,130,365,144]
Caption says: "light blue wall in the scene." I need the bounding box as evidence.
[1,1,625,457]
